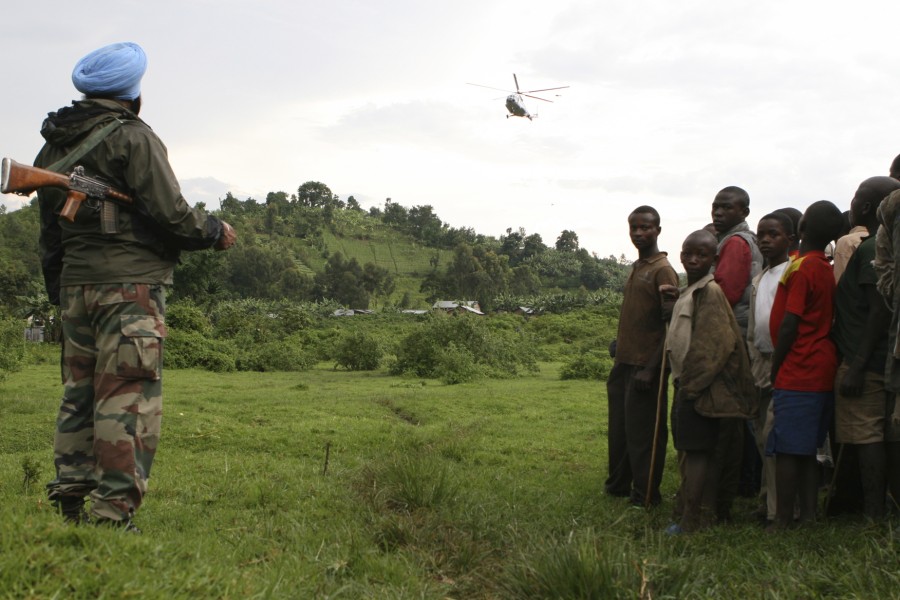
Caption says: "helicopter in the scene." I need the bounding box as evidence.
[467,73,569,120]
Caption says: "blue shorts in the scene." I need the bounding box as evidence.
[765,390,832,457]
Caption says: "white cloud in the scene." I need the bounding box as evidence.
[4,0,900,259]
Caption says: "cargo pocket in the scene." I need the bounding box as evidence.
[118,315,167,381]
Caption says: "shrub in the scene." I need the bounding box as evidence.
[434,342,481,384]
[559,349,613,381]
[166,300,212,335]
[390,312,537,380]
[0,317,26,382]
[165,329,236,372]
[333,331,383,371]
[236,335,317,372]
[25,342,59,365]
[210,298,278,342]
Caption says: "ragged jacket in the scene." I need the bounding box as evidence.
[36,99,223,304]
[668,275,757,419]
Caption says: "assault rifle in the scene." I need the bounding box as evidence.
[1,157,132,223]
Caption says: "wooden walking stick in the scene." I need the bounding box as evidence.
[645,339,669,508]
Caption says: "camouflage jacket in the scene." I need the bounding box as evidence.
[36,99,223,304]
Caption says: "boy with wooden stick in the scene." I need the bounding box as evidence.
[605,206,678,508]
[662,230,756,533]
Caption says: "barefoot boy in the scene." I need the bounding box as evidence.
[769,200,845,529]
[606,206,678,507]
[663,230,756,532]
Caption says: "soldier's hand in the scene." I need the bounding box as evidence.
[215,221,236,251]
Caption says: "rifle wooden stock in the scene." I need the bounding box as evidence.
[1,158,69,193]
[1,157,132,223]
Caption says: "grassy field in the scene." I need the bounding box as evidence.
[0,363,897,599]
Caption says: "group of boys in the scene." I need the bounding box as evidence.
[606,161,900,533]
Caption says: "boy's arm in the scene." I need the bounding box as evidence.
[770,313,800,386]
[874,222,894,305]
[633,340,664,392]
[840,284,890,396]
[634,264,679,391]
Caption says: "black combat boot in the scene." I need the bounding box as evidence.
[54,496,90,525]
[95,517,141,534]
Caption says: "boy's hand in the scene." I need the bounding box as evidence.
[659,284,679,299]
[659,284,679,319]
[839,364,864,397]
[634,366,655,392]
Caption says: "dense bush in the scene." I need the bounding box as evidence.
[559,349,613,381]
[236,335,317,372]
[0,317,26,381]
[434,342,480,384]
[165,330,237,372]
[390,312,538,382]
[166,300,212,335]
[332,331,384,371]
[525,307,618,346]
[211,298,284,342]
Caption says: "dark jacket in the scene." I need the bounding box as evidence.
[36,99,223,303]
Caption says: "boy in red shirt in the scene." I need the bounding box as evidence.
[768,200,845,530]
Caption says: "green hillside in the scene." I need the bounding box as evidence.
[0,193,629,313]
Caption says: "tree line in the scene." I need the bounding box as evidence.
[0,181,631,319]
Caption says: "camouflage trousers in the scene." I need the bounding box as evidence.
[47,283,167,521]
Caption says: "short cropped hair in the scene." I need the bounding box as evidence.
[717,186,750,209]
[759,211,795,237]
[802,201,844,245]
[775,207,802,236]
[890,154,900,178]
[629,205,661,226]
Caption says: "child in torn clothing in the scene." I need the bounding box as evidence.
[663,230,757,534]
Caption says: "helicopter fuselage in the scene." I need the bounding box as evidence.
[505,94,533,120]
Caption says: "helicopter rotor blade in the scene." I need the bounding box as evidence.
[513,73,520,93]
[467,82,516,94]
[522,93,554,103]
[521,86,570,94]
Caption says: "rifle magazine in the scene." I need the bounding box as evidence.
[101,201,120,234]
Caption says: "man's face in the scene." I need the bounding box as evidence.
[711,192,749,234]
[628,212,660,251]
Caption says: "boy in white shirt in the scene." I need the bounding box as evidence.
[746,212,795,524]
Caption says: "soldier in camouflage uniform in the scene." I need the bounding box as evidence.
[37,42,236,530]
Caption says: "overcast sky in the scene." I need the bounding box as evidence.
[3,0,899,259]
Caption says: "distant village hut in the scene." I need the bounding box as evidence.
[432,300,484,315]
